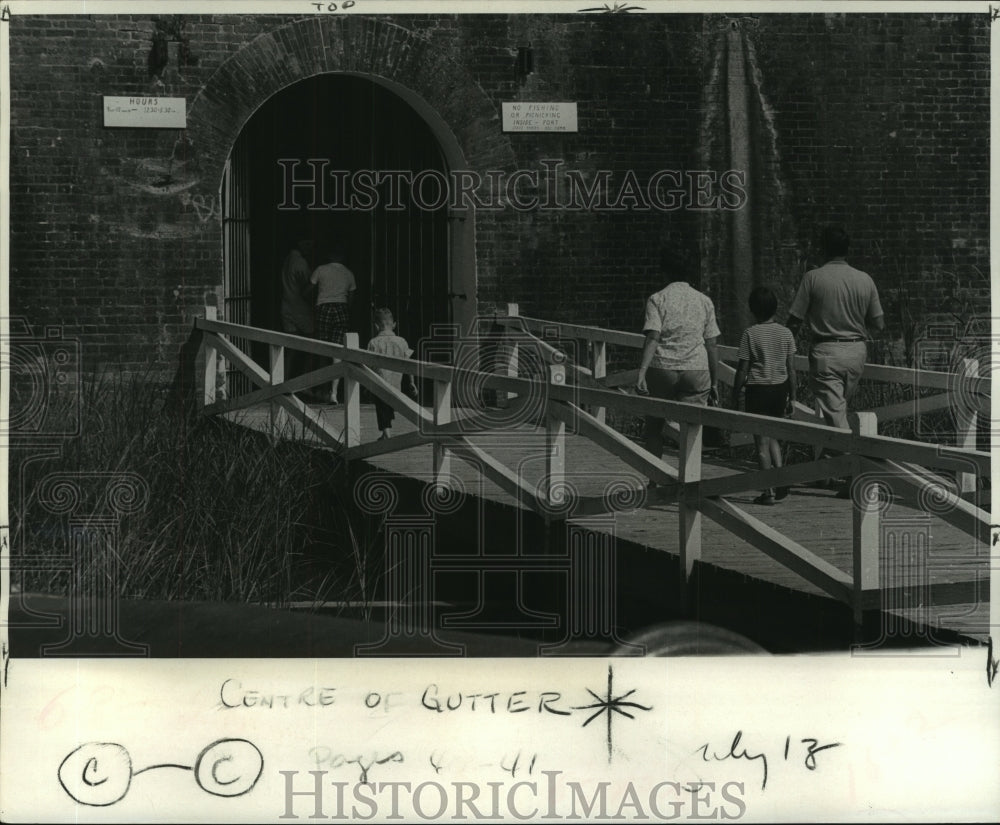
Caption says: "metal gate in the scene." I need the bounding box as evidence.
[225,75,457,393]
[366,134,452,346]
[221,132,252,398]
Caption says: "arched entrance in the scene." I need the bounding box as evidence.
[221,73,471,385]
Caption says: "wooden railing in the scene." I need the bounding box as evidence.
[494,304,986,493]
[493,303,988,394]
[194,307,990,624]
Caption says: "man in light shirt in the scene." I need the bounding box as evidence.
[786,225,885,431]
[636,257,721,468]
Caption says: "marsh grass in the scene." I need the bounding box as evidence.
[12,371,382,608]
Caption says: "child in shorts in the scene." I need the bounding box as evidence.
[366,308,419,439]
[731,286,797,505]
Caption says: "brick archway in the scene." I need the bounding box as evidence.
[185,16,517,332]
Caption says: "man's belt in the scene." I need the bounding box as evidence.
[813,336,866,344]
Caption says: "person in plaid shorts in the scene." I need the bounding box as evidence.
[311,246,356,403]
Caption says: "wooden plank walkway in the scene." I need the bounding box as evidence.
[226,401,990,642]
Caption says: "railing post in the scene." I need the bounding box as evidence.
[343,333,361,450]
[202,306,217,407]
[678,420,703,614]
[812,398,824,461]
[956,357,978,495]
[851,411,880,625]
[591,339,607,424]
[498,302,519,408]
[545,364,566,510]
[433,378,453,492]
[269,343,285,437]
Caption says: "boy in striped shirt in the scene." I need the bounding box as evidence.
[731,286,797,506]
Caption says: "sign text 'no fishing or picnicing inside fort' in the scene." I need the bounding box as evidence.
[502,101,578,133]
[103,96,187,129]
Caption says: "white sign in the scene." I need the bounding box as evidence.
[103,96,187,128]
[502,101,578,133]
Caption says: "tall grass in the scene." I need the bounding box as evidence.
[12,372,378,606]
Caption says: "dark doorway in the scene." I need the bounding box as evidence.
[224,74,452,368]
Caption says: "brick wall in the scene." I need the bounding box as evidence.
[8,12,988,377]
[752,12,989,352]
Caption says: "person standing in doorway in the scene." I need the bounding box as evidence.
[311,245,357,404]
[636,252,721,482]
[279,238,315,389]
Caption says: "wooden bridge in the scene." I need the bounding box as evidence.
[192,305,992,646]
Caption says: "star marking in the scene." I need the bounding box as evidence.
[573,664,653,762]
